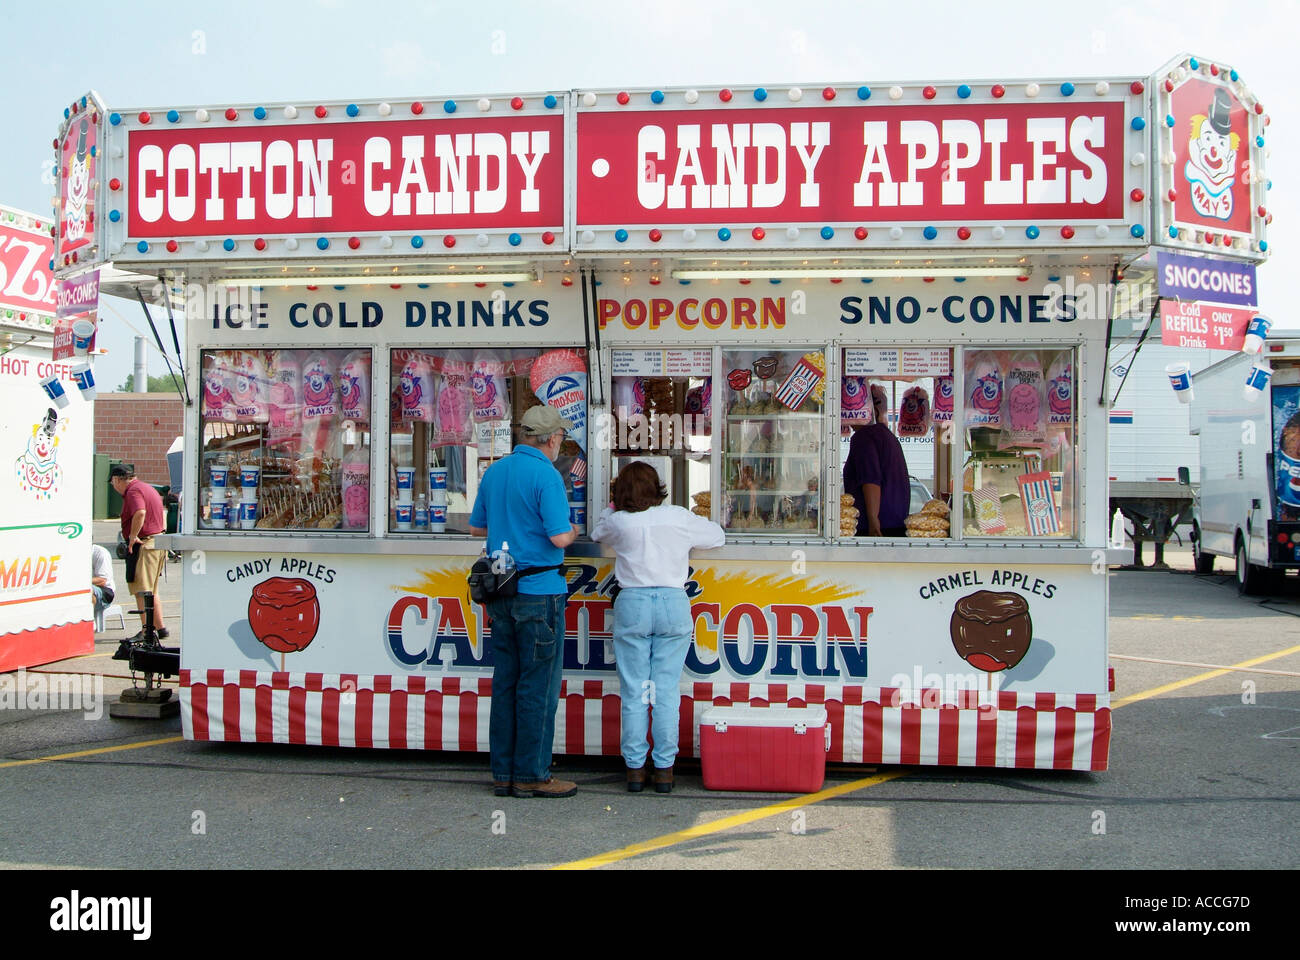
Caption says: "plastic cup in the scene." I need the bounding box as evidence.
[1243,362,1272,401]
[569,501,587,526]
[429,467,448,490]
[240,463,261,491]
[210,464,229,490]
[71,362,96,400]
[429,503,447,532]
[395,503,413,530]
[238,500,259,529]
[210,499,230,529]
[396,467,415,503]
[1242,315,1272,355]
[1165,362,1193,404]
[72,318,95,356]
[39,374,69,409]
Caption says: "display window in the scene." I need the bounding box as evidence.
[388,347,589,534]
[961,348,1077,539]
[609,348,713,522]
[721,348,825,534]
[198,348,372,532]
[838,347,953,539]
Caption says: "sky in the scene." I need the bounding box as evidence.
[1,0,1292,391]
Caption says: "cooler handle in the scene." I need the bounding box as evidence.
[824,723,832,753]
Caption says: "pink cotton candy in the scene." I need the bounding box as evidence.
[897,385,931,437]
[932,376,955,422]
[230,350,270,423]
[299,352,338,457]
[470,361,510,422]
[267,350,302,453]
[840,376,874,425]
[434,371,473,445]
[998,353,1048,449]
[399,355,436,424]
[1047,353,1073,426]
[338,350,371,423]
[965,355,1003,429]
[202,351,237,423]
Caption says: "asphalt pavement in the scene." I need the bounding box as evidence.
[2,538,1297,871]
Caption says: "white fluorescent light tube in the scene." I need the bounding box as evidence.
[671,266,1029,280]
[218,272,537,287]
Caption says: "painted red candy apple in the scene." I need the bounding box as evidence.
[248,577,321,655]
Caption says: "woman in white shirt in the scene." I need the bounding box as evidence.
[591,462,725,793]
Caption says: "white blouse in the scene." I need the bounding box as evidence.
[590,504,725,588]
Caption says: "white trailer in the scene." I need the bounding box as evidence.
[1188,334,1300,593]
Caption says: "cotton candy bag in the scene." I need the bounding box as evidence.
[230,350,270,423]
[433,370,473,445]
[1046,352,1073,426]
[840,376,874,425]
[338,350,371,423]
[399,354,436,423]
[267,350,303,452]
[470,361,510,422]
[932,376,955,422]
[965,354,1003,429]
[202,351,238,423]
[897,385,932,437]
[999,352,1048,449]
[299,352,338,456]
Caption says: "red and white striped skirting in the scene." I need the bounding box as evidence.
[180,671,1111,771]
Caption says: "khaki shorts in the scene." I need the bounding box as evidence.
[127,538,165,594]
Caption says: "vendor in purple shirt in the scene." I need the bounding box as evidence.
[843,421,911,537]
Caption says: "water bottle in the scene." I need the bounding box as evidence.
[414,494,429,530]
[490,540,516,577]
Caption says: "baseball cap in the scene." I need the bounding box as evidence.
[109,464,134,479]
[520,404,571,437]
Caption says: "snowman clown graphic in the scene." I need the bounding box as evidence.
[15,408,65,499]
[1183,88,1240,222]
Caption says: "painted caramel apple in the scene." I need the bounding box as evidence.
[949,591,1032,673]
[248,577,321,654]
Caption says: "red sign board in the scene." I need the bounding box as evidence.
[0,215,58,317]
[125,116,564,237]
[576,102,1127,225]
[1169,77,1252,237]
[1160,298,1254,351]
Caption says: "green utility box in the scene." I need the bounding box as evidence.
[93,454,110,519]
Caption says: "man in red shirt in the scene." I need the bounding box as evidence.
[110,465,169,648]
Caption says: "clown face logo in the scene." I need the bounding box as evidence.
[303,366,333,406]
[15,411,65,499]
[63,119,91,246]
[400,370,423,410]
[1049,366,1073,417]
[971,373,1002,414]
[934,377,955,416]
[1183,88,1240,222]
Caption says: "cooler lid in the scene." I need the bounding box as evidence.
[700,703,827,728]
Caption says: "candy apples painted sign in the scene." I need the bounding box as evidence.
[580,103,1124,222]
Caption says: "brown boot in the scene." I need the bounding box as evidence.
[626,765,646,793]
[652,766,673,794]
[492,780,511,797]
[512,777,577,799]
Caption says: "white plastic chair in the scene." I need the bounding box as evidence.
[95,603,126,632]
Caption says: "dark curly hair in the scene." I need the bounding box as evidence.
[611,461,667,513]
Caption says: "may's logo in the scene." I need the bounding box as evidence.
[1184,88,1240,222]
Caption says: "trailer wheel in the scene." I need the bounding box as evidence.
[1236,538,1266,596]
[1192,526,1215,574]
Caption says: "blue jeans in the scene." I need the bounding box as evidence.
[612,587,693,769]
[92,585,110,615]
[486,593,566,783]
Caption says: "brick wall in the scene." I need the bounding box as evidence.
[94,393,183,486]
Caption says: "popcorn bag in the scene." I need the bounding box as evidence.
[999,352,1048,449]
[338,350,371,423]
[973,484,1008,535]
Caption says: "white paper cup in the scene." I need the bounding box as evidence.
[210,465,229,489]
[72,318,95,356]
[429,503,447,532]
[210,500,230,528]
[240,463,261,490]
[71,362,96,400]
[1165,362,1193,404]
[238,500,259,529]
[569,501,587,525]
[429,467,448,490]
[1243,362,1272,401]
[396,467,415,503]
[1243,315,1272,355]
[394,503,413,530]
[39,374,70,409]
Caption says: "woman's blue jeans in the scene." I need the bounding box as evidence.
[612,587,693,770]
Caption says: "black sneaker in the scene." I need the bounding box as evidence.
[156,628,170,640]
[112,640,133,661]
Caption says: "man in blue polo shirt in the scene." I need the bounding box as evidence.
[469,404,579,799]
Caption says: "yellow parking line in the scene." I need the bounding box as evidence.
[553,772,904,870]
[0,736,184,770]
[1110,642,1300,709]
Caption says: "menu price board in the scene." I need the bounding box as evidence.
[612,349,711,376]
[845,348,950,377]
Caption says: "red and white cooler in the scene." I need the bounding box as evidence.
[699,704,830,793]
